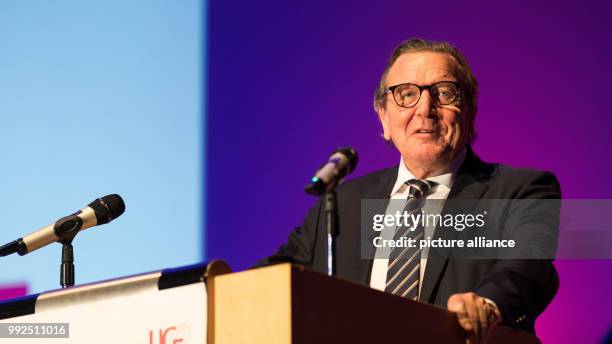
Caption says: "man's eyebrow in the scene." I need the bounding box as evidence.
[436,71,456,78]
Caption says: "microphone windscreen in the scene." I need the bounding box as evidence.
[89,194,126,224]
[335,147,359,172]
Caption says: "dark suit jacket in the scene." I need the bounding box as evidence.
[257,146,560,333]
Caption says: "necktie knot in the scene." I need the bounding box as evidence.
[405,179,435,199]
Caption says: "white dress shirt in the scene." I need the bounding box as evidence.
[369,149,466,295]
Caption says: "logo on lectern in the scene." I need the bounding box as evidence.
[148,324,190,344]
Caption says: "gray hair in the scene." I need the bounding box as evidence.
[373,38,479,125]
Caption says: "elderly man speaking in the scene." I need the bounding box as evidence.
[258,38,560,343]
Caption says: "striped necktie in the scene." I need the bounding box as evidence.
[384,179,436,300]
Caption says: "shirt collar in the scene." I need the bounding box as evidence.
[390,148,467,196]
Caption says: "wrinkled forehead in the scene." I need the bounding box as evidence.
[385,52,460,86]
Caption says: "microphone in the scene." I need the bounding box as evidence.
[0,194,125,257]
[305,147,358,195]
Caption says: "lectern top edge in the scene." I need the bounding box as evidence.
[0,260,232,321]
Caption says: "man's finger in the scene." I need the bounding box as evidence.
[448,297,466,314]
[463,296,481,340]
[477,298,489,338]
[448,298,471,331]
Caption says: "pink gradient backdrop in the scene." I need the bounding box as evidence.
[0,284,28,301]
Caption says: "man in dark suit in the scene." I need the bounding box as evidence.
[258,38,560,342]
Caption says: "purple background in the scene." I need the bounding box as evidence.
[207,1,612,342]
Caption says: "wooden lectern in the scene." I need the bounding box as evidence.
[210,263,540,344]
[0,262,541,343]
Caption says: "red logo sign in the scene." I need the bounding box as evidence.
[148,325,189,344]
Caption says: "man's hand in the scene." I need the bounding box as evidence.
[447,292,501,344]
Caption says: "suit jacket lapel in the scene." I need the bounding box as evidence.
[355,166,398,285]
[419,147,493,303]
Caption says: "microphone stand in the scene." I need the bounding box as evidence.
[60,240,75,288]
[54,215,83,288]
[306,147,358,277]
[324,191,338,276]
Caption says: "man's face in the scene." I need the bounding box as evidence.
[377,51,471,173]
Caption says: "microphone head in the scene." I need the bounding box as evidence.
[305,147,359,196]
[88,194,126,225]
[334,147,358,173]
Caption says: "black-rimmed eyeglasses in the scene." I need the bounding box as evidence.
[384,81,460,108]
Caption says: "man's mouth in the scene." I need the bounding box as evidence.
[415,129,437,134]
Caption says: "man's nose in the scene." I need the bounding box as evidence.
[415,90,437,118]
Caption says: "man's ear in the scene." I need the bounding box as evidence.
[377,105,391,141]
